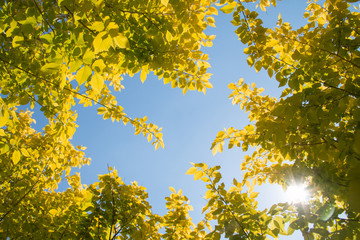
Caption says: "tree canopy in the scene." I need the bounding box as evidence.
[1,0,360,239]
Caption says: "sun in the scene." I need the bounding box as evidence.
[285,183,309,203]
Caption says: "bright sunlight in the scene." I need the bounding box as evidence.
[285,184,309,203]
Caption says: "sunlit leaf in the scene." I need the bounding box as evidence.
[76,66,92,86]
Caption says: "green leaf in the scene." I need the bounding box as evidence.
[317,203,335,221]
[76,66,92,86]
[212,207,223,215]
[19,95,30,105]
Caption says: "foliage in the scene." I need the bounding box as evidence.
[0,0,216,238]
[1,0,360,239]
[205,0,360,239]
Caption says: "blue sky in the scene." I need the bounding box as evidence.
[50,1,310,238]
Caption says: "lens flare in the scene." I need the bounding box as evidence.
[285,184,309,203]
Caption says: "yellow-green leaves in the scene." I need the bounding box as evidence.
[76,66,92,86]
[107,22,130,49]
[0,105,9,127]
[0,0,218,237]
[91,21,105,32]
[41,63,61,74]
[83,50,95,65]
[93,31,112,54]
[12,35,24,48]
[92,59,106,73]
[206,1,360,239]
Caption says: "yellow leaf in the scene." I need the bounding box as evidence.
[76,66,92,86]
[318,16,326,25]
[140,69,147,83]
[207,17,216,27]
[155,142,160,150]
[204,82,213,89]
[91,21,104,31]
[113,34,130,49]
[185,167,197,175]
[83,50,95,65]
[220,5,234,14]
[194,171,204,180]
[91,73,104,93]
[207,7,218,15]
[204,190,214,199]
[147,133,153,142]
[161,0,169,6]
[49,209,58,216]
[228,186,237,193]
[20,148,30,157]
[169,186,176,192]
[92,59,106,73]
[93,31,111,53]
[166,31,172,42]
[250,192,259,198]
[12,35,24,48]
[245,125,255,133]
[12,150,21,165]
[0,107,9,127]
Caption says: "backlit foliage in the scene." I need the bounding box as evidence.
[1,0,360,239]
[0,0,216,238]
[206,0,360,239]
